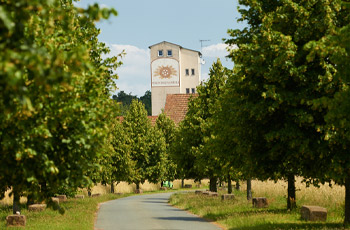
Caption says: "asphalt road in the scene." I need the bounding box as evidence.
[95,192,222,230]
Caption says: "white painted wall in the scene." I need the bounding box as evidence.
[150,41,201,116]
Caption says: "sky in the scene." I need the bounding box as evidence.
[76,0,246,96]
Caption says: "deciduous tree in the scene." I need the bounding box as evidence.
[171,60,228,191]
[123,100,166,189]
[224,0,349,210]
[155,112,177,182]
[305,3,350,222]
[0,0,119,213]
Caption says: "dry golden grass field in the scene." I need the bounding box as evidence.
[0,178,343,208]
[248,178,344,211]
[0,179,204,205]
[170,178,347,230]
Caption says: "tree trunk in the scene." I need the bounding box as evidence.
[235,180,240,191]
[209,177,217,192]
[181,178,184,188]
[88,188,92,197]
[136,183,140,190]
[247,179,252,200]
[345,176,350,224]
[13,189,21,214]
[287,174,296,210]
[228,174,232,194]
[110,180,115,193]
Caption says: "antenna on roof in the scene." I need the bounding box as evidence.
[199,39,210,52]
[199,39,210,65]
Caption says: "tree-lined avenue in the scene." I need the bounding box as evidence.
[95,193,222,230]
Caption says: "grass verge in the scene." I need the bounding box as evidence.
[0,183,205,229]
[0,193,128,230]
[169,181,348,230]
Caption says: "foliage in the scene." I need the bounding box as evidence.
[140,90,152,116]
[123,100,166,187]
[302,2,350,223]
[146,126,167,183]
[194,59,229,191]
[0,0,120,209]
[221,0,350,210]
[109,118,135,184]
[112,90,152,115]
[171,97,203,181]
[304,6,350,186]
[55,184,78,198]
[171,60,228,190]
[112,91,137,105]
[86,100,135,192]
[155,112,177,181]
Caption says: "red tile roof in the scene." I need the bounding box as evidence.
[116,93,196,126]
[164,94,197,125]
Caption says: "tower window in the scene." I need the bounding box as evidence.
[191,68,195,75]
[158,50,163,57]
[186,88,190,94]
[191,88,195,94]
[167,50,172,56]
[185,69,189,76]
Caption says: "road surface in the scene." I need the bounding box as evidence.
[95,192,222,230]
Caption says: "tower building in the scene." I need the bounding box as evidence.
[149,41,201,116]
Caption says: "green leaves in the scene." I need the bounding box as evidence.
[172,59,229,181]
[80,3,118,22]
[0,0,121,207]
[121,100,167,185]
[214,1,345,193]
[0,6,14,31]
[155,113,176,181]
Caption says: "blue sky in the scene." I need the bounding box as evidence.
[76,0,245,96]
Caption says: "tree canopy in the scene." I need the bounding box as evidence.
[122,100,166,188]
[113,90,151,115]
[221,0,350,212]
[170,60,228,191]
[0,0,120,213]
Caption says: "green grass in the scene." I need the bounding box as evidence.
[0,185,202,229]
[169,190,348,230]
[0,193,128,230]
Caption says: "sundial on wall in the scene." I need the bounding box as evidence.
[154,65,177,79]
[151,58,179,87]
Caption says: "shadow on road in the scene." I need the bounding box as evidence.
[155,216,210,222]
[145,197,169,200]
[143,201,168,204]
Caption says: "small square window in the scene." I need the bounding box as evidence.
[158,50,163,57]
[191,68,195,75]
[185,69,189,76]
[191,88,195,94]
[186,88,190,94]
[167,50,172,56]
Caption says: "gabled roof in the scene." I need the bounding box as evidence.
[164,94,198,125]
[149,41,202,56]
